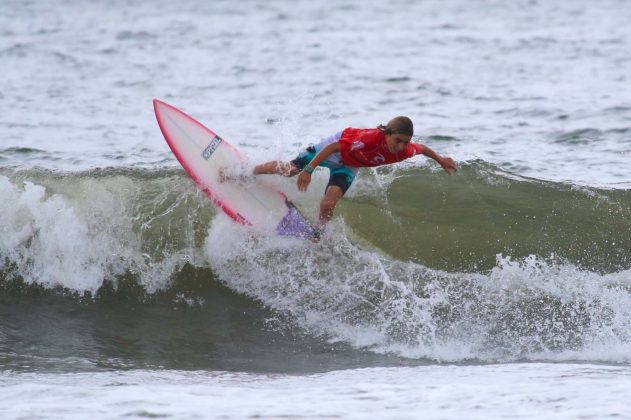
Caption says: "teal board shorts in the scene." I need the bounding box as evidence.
[291,131,359,194]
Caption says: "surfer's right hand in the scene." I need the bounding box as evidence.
[297,171,311,192]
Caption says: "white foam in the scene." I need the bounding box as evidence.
[205,216,631,363]
[2,364,631,419]
[0,175,202,294]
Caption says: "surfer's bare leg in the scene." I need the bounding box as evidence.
[219,161,294,183]
[253,161,300,177]
[318,185,344,225]
[218,165,253,183]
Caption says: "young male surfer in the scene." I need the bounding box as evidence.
[248,116,458,235]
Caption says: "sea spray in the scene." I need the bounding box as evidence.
[206,216,631,363]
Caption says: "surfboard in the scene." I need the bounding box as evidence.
[153,99,317,240]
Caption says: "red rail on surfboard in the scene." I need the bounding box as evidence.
[153,99,249,225]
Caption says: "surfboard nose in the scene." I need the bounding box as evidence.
[153,98,166,111]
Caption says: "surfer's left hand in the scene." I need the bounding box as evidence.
[439,157,458,176]
[297,171,311,191]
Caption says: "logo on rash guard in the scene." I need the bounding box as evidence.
[350,141,365,151]
[371,153,385,165]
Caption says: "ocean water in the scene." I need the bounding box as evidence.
[1,0,631,418]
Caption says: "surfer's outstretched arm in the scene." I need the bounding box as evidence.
[296,142,341,192]
[420,145,458,176]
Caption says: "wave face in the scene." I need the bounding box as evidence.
[344,160,631,273]
[1,163,630,367]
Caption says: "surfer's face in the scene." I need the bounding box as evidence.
[386,133,412,153]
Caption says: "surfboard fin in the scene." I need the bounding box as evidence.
[276,200,318,241]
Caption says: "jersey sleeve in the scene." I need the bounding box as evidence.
[406,142,424,158]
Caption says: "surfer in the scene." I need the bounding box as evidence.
[248,116,458,234]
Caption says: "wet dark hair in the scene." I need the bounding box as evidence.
[377,116,414,136]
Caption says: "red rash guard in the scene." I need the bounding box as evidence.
[338,127,424,167]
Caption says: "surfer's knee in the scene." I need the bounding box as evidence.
[287,163,301,177]
[254,161,294,176]
[267,161,299,177]
[273,161,297,176]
